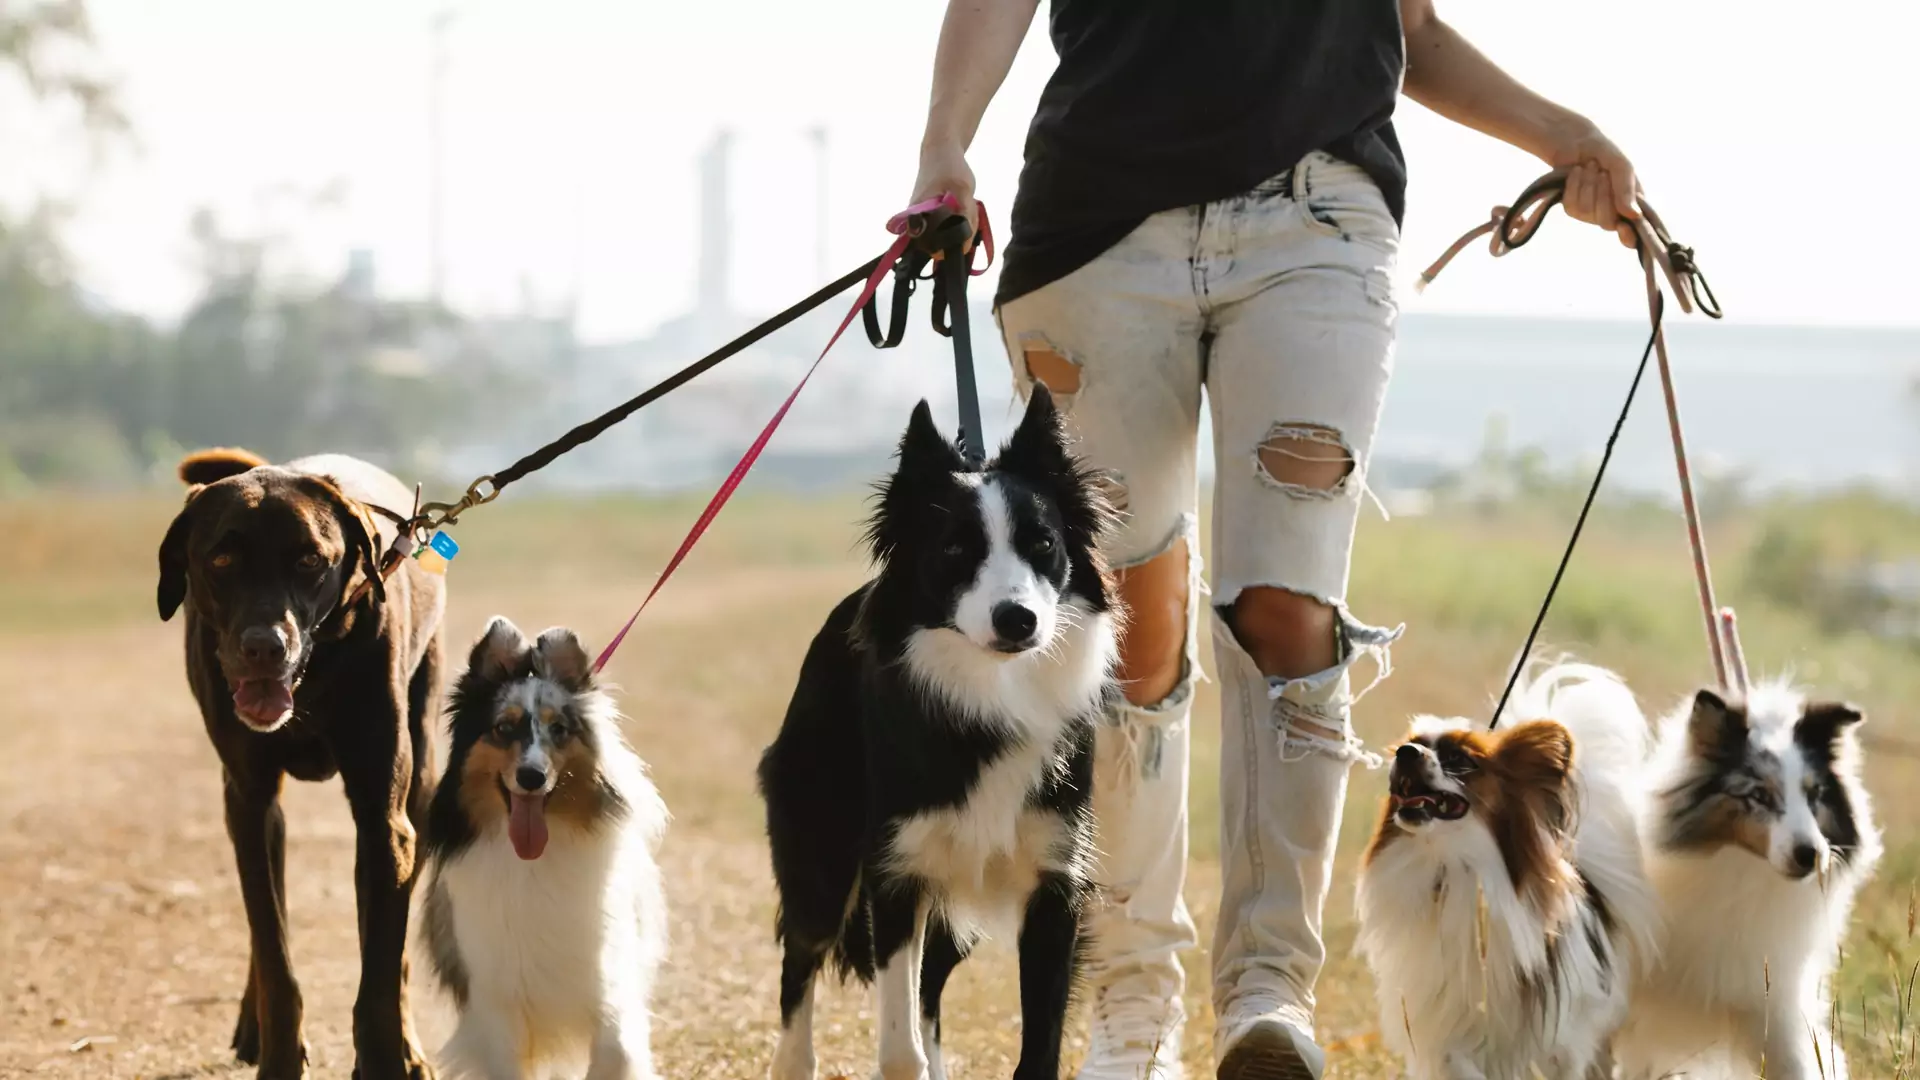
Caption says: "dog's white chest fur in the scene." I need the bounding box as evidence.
[886,609,1113,937]
[435,820,664,1074]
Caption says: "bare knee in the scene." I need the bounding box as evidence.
[1229,587,1337,696]
[1114,536,1188,708]
[1254,423,1354,495]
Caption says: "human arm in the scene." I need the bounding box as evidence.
[1400,0,1637,244]
[909,0,1041,231]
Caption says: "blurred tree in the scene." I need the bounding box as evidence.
[0,0,128,136]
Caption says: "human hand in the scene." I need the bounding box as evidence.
[909,139,979,243]
[1543,117,1640,249]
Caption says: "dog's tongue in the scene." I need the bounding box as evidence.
[508,793,548,860]
[232,680,294,726]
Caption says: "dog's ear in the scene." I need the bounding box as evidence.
[1496,719,1577,837]
[1687,688,1747,759]
[307,475,386,609]
[996,383,1074,482]
[897,399,968,478]
[1796,701,1865,758]
[156,495,202,622]
[470,617,531,681]
[533,628,594,692]
[177,447,268,487]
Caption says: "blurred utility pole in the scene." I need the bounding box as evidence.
[429,9,458,307]
[808,125,828,282]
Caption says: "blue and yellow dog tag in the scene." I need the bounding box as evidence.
[415,530,460,574]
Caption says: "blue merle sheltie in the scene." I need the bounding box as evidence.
[758,384,1119,1080]
[421,618,669,1080]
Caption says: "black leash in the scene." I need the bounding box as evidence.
[1485,292,1663,728]
[441,256,885,515]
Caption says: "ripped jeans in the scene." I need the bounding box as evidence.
[997,150,1402,1032]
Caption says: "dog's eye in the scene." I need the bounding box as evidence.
[942,542,965,558]
[548,722,569,744]
[297,553,324,572]
[491,720,516,743]
[1806,779,1829,803]
[1437,743,1474,774]
[211,553,236,570]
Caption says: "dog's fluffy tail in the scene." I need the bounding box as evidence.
[1495,654,1651,778]
[179,447,269,486]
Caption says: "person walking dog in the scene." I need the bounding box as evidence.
[906,3,1641,1077]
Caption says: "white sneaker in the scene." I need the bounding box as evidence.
[1208,606,1398,1080]
[1077,976,1185,1080]
[1213,1000,1321,1080]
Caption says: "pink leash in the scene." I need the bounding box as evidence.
[591,195,993,674]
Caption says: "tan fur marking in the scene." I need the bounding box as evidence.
[460,741,513,831]
[541,740,610,830]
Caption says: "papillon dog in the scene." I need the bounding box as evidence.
[1356,660,1661,1080]
[421,618,669,1080]
[758,384,1118,1080]
[1615,678,1880,1079]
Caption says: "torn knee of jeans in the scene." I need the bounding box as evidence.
[1263,603,1406,768]
[1020,333,1082,401]
[1253,422,1355,498]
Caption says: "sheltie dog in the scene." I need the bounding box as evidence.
[421,618,669,1079]
[758,385,1118,1080]
[1615,678,1880,1079]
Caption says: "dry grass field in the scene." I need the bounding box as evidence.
[3,486,1918,1078]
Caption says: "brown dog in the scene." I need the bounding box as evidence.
[157,448,444,1080]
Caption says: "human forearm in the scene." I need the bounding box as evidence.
[1400,7,1583,164]
[919,0,1039,153]
[1399,0,1639,231]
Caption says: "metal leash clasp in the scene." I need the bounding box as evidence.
[417,475,500,535]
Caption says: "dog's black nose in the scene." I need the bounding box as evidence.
[239,626,286,667]
[991,602,1038,643]
[1394,743,1423,768]
[1791,842,1820,875]
[516,766,547,792]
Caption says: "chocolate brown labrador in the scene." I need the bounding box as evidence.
[157,448,444,1080]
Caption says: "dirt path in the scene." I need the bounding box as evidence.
[0,561,1279,1079]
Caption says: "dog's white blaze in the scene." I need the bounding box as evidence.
[1618,677,1881,1080]
[874,898,930,1080]
[499,679,572,791]
[433,689,668,1080]
[952,480,1060,651]
[892,600,1114,938]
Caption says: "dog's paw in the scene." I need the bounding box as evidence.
[350,1049,435,1080]
[255,1042,309,1080]
[231,997,261,1065]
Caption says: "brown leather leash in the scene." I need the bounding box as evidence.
[1417,170,1750,725]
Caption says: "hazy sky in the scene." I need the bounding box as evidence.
[6,1,1917,342]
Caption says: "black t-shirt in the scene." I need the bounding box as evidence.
[995,1,1408,307]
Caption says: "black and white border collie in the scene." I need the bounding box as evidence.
[758,385,1119,1080]
[421,618,669,1080]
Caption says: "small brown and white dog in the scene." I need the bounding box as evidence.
[420,618,669,1080]
[1356,661,1660,1080]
